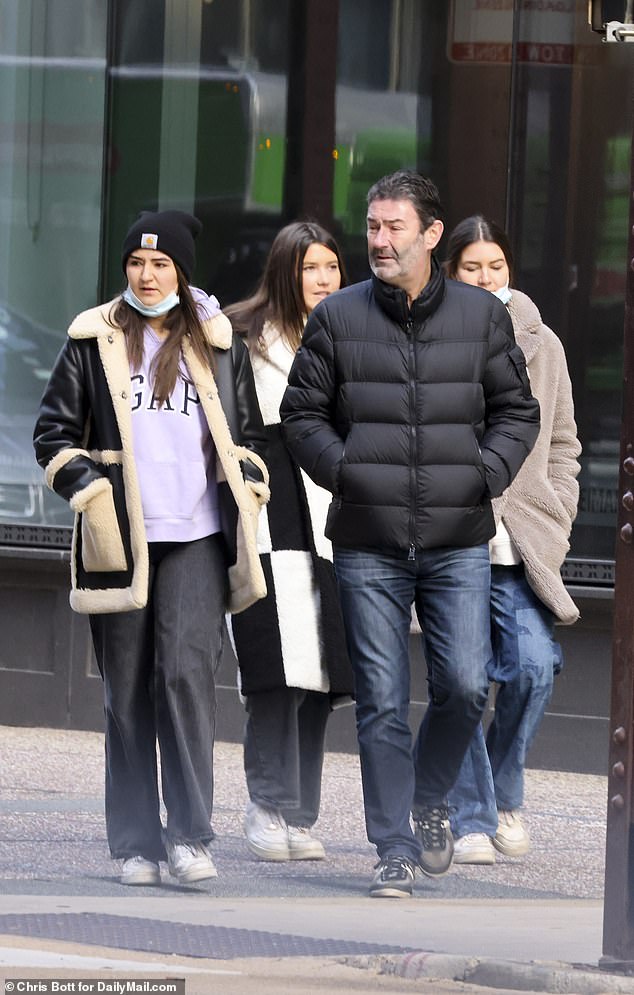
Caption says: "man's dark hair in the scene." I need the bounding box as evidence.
[366,170,443,231]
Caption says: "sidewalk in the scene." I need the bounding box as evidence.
[0,723,628,994]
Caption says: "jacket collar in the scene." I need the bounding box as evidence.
[507,289,542,364]
[372,256,446,325]
[67,298,233,350]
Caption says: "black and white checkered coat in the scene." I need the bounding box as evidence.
[229,322,352,698]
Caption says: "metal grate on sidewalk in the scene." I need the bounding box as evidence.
[0,913,413,959]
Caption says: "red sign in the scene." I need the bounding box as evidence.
[449,0,577,65]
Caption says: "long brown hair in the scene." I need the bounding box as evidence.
[110,265,215,407]
[225,220,348,354]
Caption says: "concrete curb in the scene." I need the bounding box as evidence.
[346,952,634,993]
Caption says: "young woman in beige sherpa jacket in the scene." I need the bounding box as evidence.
[420,214,581,866]
[34,210,269,888]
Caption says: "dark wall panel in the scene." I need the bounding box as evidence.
[0,555,103,731]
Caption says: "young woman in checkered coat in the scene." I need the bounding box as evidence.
[226,221,354,862]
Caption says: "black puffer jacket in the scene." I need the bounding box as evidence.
[280,261,540,555]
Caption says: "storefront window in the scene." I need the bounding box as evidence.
[334,0,629,575]
[0,0,107,528]
[104,0,290,307]
[334,0,513,278]
[0,0,629,575]
[509,4,631,571]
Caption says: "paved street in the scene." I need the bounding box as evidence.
[0,723,627,994]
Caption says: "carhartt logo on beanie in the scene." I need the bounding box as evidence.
[121,210,202,282]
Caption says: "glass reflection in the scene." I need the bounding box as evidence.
[509,4,631,562]
[0,0,107,527]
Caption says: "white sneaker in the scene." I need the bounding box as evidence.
[493,810,530,857]
[244,801,290,861]
[452,833,496,865]
[120,855,161,886]
[166,841,218,883]
[287,825,326,860]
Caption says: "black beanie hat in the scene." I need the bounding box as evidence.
[121,210,202,282]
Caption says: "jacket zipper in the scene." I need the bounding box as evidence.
[406,317,417,560]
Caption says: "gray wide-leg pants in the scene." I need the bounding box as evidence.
[90,535,227,861]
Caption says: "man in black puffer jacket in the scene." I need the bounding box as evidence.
[280,171,540,899]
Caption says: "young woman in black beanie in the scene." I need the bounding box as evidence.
[34,210,269,886]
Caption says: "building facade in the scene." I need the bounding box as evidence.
[0,0,631,771]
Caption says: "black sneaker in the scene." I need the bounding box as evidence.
[369,855,416,898]
[413,804,454,877]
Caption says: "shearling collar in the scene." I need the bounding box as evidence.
[507,289,542,363]
[67,298,233,350]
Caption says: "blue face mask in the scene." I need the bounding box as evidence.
[492,284,512,306]
[122,285,180,318]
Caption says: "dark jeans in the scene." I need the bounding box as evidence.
[244,687,331,827]
[334,544,492,862]
[90,534,227,862]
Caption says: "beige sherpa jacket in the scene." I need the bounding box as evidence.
[34,299,269,615]
[495,289,581,624]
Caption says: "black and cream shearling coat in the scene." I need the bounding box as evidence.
[228,321,353,698]
[493,290,581,624]
[33,299,269,615]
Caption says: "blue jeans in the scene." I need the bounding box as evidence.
[334,544,492,862]
[448,564,561,838]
